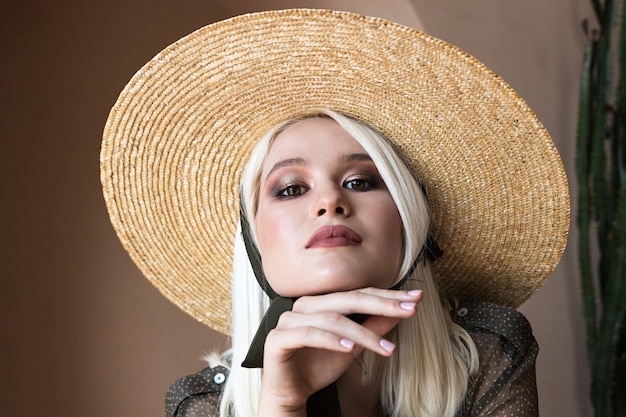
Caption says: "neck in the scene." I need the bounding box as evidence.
[335,360,383,417]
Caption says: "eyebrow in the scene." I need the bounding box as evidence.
[264,152,374,182]
[341,152,373,163]
[265,157,307,181]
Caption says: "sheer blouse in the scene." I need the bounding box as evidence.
[166,301,539,417]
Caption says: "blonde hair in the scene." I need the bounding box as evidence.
[214,110,478,417]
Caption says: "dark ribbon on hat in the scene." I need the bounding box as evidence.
[238,201,441,415]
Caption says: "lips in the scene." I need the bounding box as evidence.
[306,225,362,248]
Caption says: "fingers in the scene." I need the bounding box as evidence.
[274,289,422,357]
[266,325,358,359]
[275,310,401,357]
[259,288,421,413]
[293,288,423,318]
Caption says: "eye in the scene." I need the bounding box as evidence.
[344,176,378,191]
[276,184,308,197]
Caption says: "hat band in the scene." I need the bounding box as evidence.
[239,199,442,368]
[239,214,442,416]
[239,199,442,302]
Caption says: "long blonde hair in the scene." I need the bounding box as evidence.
[212,110,478,417]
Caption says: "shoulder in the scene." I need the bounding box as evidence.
[451,300,536,356]
[165,365,229,417]
[452,301,539,416]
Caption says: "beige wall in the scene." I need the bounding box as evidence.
[1,1,592,416]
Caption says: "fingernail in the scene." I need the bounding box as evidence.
[379,339,396,353]
[407,290,422,297]
[400,302,416,311]
[340,338,355,350]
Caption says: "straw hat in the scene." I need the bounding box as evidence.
[101,9,570,335]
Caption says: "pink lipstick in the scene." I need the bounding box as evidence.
[306,225,362,248]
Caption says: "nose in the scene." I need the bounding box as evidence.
[312,184,350,217]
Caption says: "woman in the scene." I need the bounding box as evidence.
[101,9,570,417]
[234,111,476,417]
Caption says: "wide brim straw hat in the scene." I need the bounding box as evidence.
[101,8,570,335]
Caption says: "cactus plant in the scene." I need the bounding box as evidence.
[576,0,626,415]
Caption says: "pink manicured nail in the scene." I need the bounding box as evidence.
[379,339,396,352]
[340,338,355,350]
[400,302,416,311]
[407,290,422,297]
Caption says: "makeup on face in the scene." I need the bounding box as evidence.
[254,118,403,297]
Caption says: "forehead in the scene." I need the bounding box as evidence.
[265,118,366,161]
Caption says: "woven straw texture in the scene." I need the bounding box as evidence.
[101,9,570,335]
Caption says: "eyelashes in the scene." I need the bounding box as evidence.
[344,175,381,191]
[274,183,308,198]
[270,172,383,199]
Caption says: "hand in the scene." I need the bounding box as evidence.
[257,287,423,416]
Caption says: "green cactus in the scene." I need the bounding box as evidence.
[576,0,626,415]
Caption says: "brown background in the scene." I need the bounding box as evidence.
[1,0,593,416]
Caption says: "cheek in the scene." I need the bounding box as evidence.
[255,206,298,263]
[378,202,405,257]
[255,213,281,253]
[254,210,297,294]
[376,199,403,231]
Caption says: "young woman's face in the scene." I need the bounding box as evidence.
[255,118,404,297]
